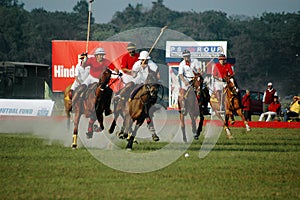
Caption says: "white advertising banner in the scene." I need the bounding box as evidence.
[166,41,227,109]
[166,41,227,58]
[0,99,55,117]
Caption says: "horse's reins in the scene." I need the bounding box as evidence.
[98,70,122,91]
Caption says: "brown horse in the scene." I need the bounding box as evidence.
[178,72,212,142]
[121,69,161,150]
[223,75,251,137]
[71,68,112,148]
[63,84,72,130]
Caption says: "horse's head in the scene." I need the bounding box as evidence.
[99,67,112,85]
[192,72,204,96]
[224,75,235,93]
[145,67,159,85]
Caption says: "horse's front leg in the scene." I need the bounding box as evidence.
[195,110,204,140]
[86,118,97,139]
[72,111,81,149]
[236,109,251,132]
[146,115,159,142]
[121,112,133,140]
[224,114,233,139]
[109,100,123,134]
[126,123,140,150]
[179,112,187,143]
[146,109,160,142]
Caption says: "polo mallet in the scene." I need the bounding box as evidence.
[86,0,94,53]
[142,26,167,65]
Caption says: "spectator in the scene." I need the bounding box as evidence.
[242,90,251,121]
[262,82,277,113]
[259,96,281,122]
[282,96,300,122]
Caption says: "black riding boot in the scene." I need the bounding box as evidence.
[105,87,113,116]
[202,87,211,115]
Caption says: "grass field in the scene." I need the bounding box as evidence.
[1,128,300,199]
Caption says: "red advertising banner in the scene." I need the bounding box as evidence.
[52,40,129,92]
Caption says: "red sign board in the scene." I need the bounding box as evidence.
[52,40,129,92]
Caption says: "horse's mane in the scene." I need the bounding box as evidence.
[145,67,158,85]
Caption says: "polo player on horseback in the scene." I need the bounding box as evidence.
[68,52,89,101]
[72,47,119,116]
[212,54,239,101]
[115,51,160,100]
[178,49,210,115]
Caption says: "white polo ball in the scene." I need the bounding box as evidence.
[184,153,189,158]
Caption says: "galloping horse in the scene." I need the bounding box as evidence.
[71,68,112,148]
[121,68,161,150]
[178,72,210,142]
[223,75,250,137]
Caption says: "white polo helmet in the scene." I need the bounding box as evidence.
[94,47,106,55]
[138,51,151,60]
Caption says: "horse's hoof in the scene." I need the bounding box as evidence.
[133,139,138,144]
[93,124,103,132]
[183,137,187,143]
[117,131,124,139]
[226,134,233,139]
[124,133,129,140]
[152,134,160,142]
[71,144,77,149]
[193,134,199,140]
[231,121,235,125]
[86,132,93,139]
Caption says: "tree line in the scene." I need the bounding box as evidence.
[0,0,299,96]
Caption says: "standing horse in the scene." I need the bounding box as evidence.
[121,69,161,150]
[178,72,210,142]
[223,75,251,137]
[71,68,112,148]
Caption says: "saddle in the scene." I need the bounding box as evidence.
[129,84,144,101]
[82,83,97,100]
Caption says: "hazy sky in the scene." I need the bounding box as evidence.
[21,0,300,23]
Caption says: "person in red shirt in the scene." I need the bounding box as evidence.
[242,90,251,121]
[73,47,119,116]
[83,47,118,84]
[262,82,277,112]
[259,96,281,121]
[115,43,140,100]
[120,43,139,77]
[213,54,235,79]
[212,54,239,108]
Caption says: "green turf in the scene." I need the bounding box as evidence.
[0,129,299,199]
